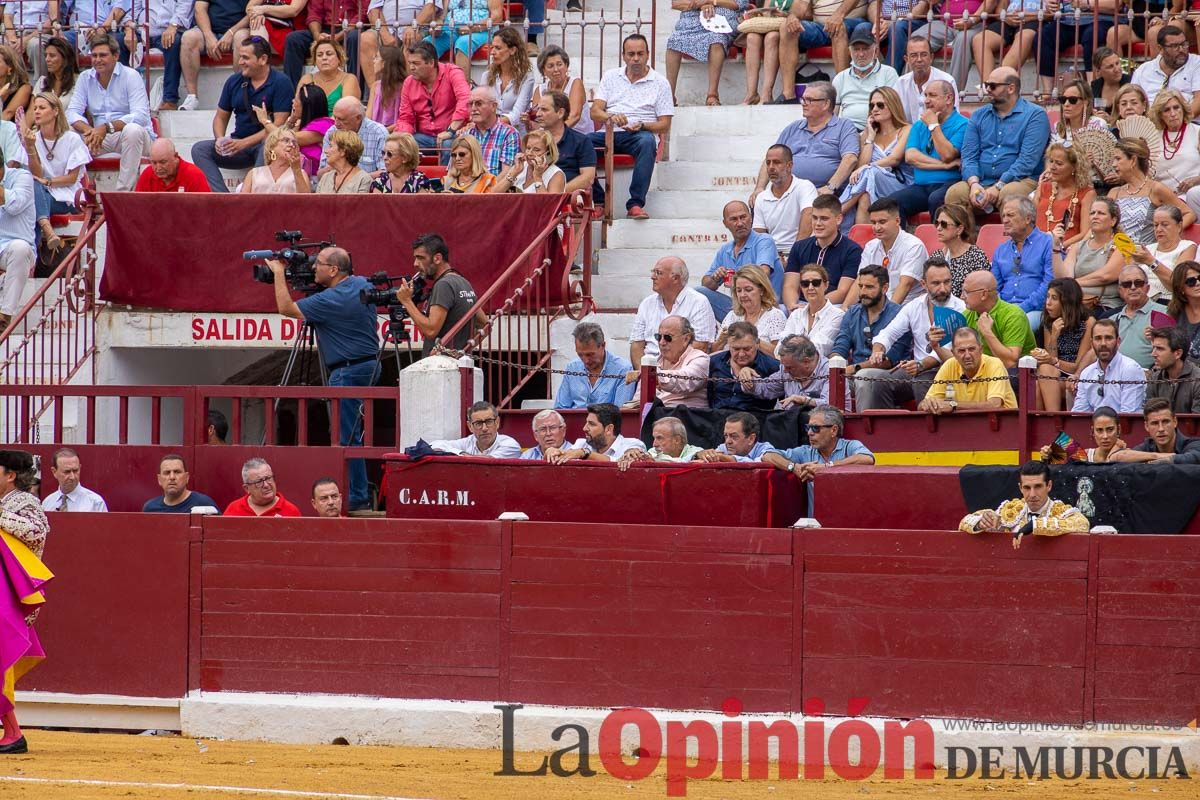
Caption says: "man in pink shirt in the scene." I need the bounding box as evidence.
[395,40,470,157]
[655,315,710,409]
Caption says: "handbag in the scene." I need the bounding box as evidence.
[738,15,786,35]
[36,235,76,279]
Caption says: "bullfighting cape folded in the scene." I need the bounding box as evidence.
[0,530,53,716]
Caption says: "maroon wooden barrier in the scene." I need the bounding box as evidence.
[812,466,969,530]
[198,517,503,699]
[23,513,192,698]
[28,445,187,514]
[497,408,642,446]
[801,528,1091,724]
[505,521,796,712]
[191,445,356,516]
[384,456,807,528]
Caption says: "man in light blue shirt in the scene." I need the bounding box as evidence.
[696,412,776,463]
[0,161,35,329]
[66,32,152,191]
[555,321,637,409]
[946,66,1049,216]
[519,409,570,460]
[991,196,1054,327]
[698,200,783,321]
[891,79,967,221]
[762,404,875,511]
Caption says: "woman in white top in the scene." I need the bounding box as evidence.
[778,263,845,357]
[493,129,565,194]
[22,91,88,253]
[713,265,786,356]
[241,127,311,194]
[1130,204,1196,304]
[31,37,78,112]
[529,45,592,135]
[487,27,535,132]
[1150,89,1200,218]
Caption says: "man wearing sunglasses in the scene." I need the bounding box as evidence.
[429,401,522,458]
[1098,265,1158,369]
[224,458,302,517]
[762,404,875,482]
[1070,318,1146,413]
[945,66,1049,216]
[653,316,711,409]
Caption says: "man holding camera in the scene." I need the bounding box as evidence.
[395,233,486,358]
[271,246,378,513]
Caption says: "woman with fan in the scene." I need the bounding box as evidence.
[1037,143,1094,248]
[1055,197,1128,311]
[1031,277,1095,410]
[1148,90,1200,216]
[1051,79,1111,147]
[840,87,912,226]
[1106,137,1193,245]
[1039,407,1126,462]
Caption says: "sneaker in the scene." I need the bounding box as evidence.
[179,94,200,111]
[566,0,582,10]
[627,205,649,220]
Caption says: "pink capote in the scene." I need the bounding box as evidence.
[0,532,52,716]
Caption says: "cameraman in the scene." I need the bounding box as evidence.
[395,233,487,357]
[271,247,377,513]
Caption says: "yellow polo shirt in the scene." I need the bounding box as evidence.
[926,354,1018,409]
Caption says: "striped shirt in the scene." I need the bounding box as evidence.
[463,121,521,175]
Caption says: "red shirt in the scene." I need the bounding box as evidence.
[395,63,471,137]
[223,493,302,517]
[135,159,212,193]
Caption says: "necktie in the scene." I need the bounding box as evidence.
[59,494,69,512]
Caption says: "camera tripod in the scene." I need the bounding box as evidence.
[263,321,332,446]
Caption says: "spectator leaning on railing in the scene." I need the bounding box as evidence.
[429,401,523,458]
[917,326,1017,415]
[761,404,876,480]
[618,417,703,470]
[190,36,292,192]
[755,334,831,409]
[66,32,152,192]
[1108,397,1200,463]
[708,320,781,412]
[519,409,569,461]
[696,411,777,463]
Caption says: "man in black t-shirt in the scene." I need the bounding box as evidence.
[142,454,218,514]
[396,233,486,357]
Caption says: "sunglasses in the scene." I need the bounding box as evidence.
[806,424,834,433]
[451,151,469,159]
[983,81,1011,91]
[1186,275,1200,287]
[935,219,956,229]
[869,102,887,110]
[1119,279,1147,289]
[1061,96,1083,105]
[654,333,676,343]
[799,279,825,288]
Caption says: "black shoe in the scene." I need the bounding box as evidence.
[768,95,799,105]
[0,736,28,754]
[566,0,582,10]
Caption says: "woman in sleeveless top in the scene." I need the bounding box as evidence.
[840,87,911,226]
[1032,278,1095,411]
[1037,142,1094,248]
[1131,204,1196,303]
[295,39,360,114]
[1106,136,1194,245]
[529,46,592,135]
[1151,89,1200,219]
[241,128,310,193]
[1057,197,1125,311]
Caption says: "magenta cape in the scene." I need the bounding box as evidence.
[0,531,53,716]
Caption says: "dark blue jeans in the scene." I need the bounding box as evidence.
[890,181,955,223]
[120,32,183,104]
[588,129,656,211]
[191,139,266,192]
[1037,18,1116,77]
[328,359,378,510]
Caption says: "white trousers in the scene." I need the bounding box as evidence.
[95,124,152,192]
[0,240,35,317]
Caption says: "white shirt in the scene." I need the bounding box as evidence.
[862,229,928,304]
[629,287,718,357]
[41,485,108,512]
[719,307,787,346]
[33,130,90,204]
[1145,240,1193,301]
[67,61,152,129]
[595,66,673,133]
[0,120,28,167]
[569,435,646,459]
[894,66,957,123]
[368,0,427,28]
[1132,53,1200,105]
[752,176,818,252]
[1071,351,1147,413]
[6,0,52,26]
[778,301,845,356]
[428,434,523,458]
[874,295,967,362]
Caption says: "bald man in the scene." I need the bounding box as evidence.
[134,138,212,193]
[960,270,1037,370]
[627,256,718,384]
[463,86,520,175]
[699,200,783,321]
[318,97,389,175]
[945,66,1049,215]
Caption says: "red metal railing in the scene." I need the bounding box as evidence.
[443,190,597,409]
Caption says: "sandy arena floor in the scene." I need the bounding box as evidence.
[0,730,1194,799]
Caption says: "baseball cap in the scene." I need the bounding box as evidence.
[849,27,875,46]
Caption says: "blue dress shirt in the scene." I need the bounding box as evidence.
[831,300,911,365]
[555,350,637,408]
[991,227,1054,313]
[67,61,151,129]
[707,231,784,298]
[960,97,1050,186]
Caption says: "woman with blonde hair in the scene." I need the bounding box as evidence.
[21,91,87,252]
[443,135,498,194]
[0,44,30,121]
[1112,83,1149,124]
[372,132,433,194]
[840,87,911,226]
[1149,89,1200,215]
[1037,142,1094,249]
[494,129,565,193]
[714,265,786,356]
[315,130,371,194]
[1106,136,1194,245]
[241,127,310,194]
[296,38,361,114]
[487,27,535,131]
[1052,78,1110,146]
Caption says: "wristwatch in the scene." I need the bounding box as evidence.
[106,122,115,134]
[928,122,940,131]
[948,399,958,412]
[786,462,796,473]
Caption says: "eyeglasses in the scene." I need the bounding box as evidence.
[383,149,399,158]
[869,102,887,110]
[533,425,565,435]
[1186,275,1200,287]
[935,219,955,229]
[799,279,825,288]
[1119,279,1147,289]
[1163,40,1189,51]
[806,424,834,433]
[1061,96,1083,105]
[653,333,675,343]
[1097,376,1106,400]
[800,96,830,106]
[245,474,275,487]
[470,417,499,428]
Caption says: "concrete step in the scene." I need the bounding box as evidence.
[605,217,730,250]
[671,134,778,163]
[594,248,717,311]
[652,159,760,193]
[642,189,742,219]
